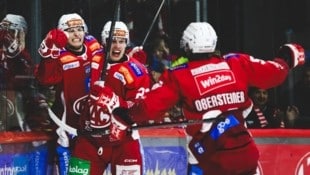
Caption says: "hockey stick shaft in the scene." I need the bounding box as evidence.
[101,0,121,80]
[79,117,217,136]
[131,117,216,130]
[48,111,217,136]
[141,0,166,47]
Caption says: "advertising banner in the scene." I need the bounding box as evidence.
[251,129,310,175]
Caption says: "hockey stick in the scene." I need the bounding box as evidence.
[47,107,218,136]
[47,107,78,136]
[141,0,166,47]
[47,91,78,136]
[86,117,218,136]
[101,0,121,80]
[130,110,222,131]
[130,117,216,131]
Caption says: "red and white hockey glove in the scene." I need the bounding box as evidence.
[89,81,130,129]
[127,46,143,57]
[45,29,68,48]
[38,29,68,59]
[109,107,133,142]
[91,81,129,113]
[127,46,147,64]
[277,43,305,68]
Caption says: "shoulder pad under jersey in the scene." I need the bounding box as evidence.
[223,53,241,60]
[84,35,101,52]
[84,35,96,42]
[171,56,189,67]
[169,56,189,71]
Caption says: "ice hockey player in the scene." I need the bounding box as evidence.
[0,14,34,131]
[68,21,151,175]
[35,13,103,175]
[93,22,305,175]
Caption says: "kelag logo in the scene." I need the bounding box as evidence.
[295,152,310,175]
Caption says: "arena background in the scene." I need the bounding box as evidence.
[1,0,310,105]
[1,0,309,61]
[1,0,310,174]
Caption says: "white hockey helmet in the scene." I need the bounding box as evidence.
[57,13,87,32]
[101,21,129,45]
[0,14,27,33]
[180,22,217,53]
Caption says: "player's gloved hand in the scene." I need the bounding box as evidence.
[91,81,129,113]
[277,43,305,68]
[109,107,133,141]
[89,81,132,129]
[127,46,143,57]
[45,29,68,48]
[56,127,69,147]
[38,29,68,59]
[127,46,147,64]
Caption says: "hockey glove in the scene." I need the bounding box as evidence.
[127,46,143,57]
[89,81,131,129]
[91,81,129,113]
[38,29,68,59]
[277,43,305,68]
[45,29,68,48]
[109,107,133,141]
[127,46,147,64]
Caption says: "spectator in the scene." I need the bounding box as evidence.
[246,87,285,128]
[293,66,310,117]
[0,14,34,131]
[284,105,300,128]
[149,55,166,87]
[149,56,183,123]
[0,13,54,175]
[147,35,184,123]
[291,65,310,128]
[147,35,175,68]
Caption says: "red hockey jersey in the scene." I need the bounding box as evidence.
[105,56,151,101]
[35,35,103,129]
[130,53,289,135]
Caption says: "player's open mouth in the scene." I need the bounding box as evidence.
[112,50,121,57]
[72,38,81,42]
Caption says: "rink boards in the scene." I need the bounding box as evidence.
[0,129,310,175]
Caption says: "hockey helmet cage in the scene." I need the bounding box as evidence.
[0,14,28,33]
[180,22,217,53]
[58,13,87,32]
[101,21,129,45]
